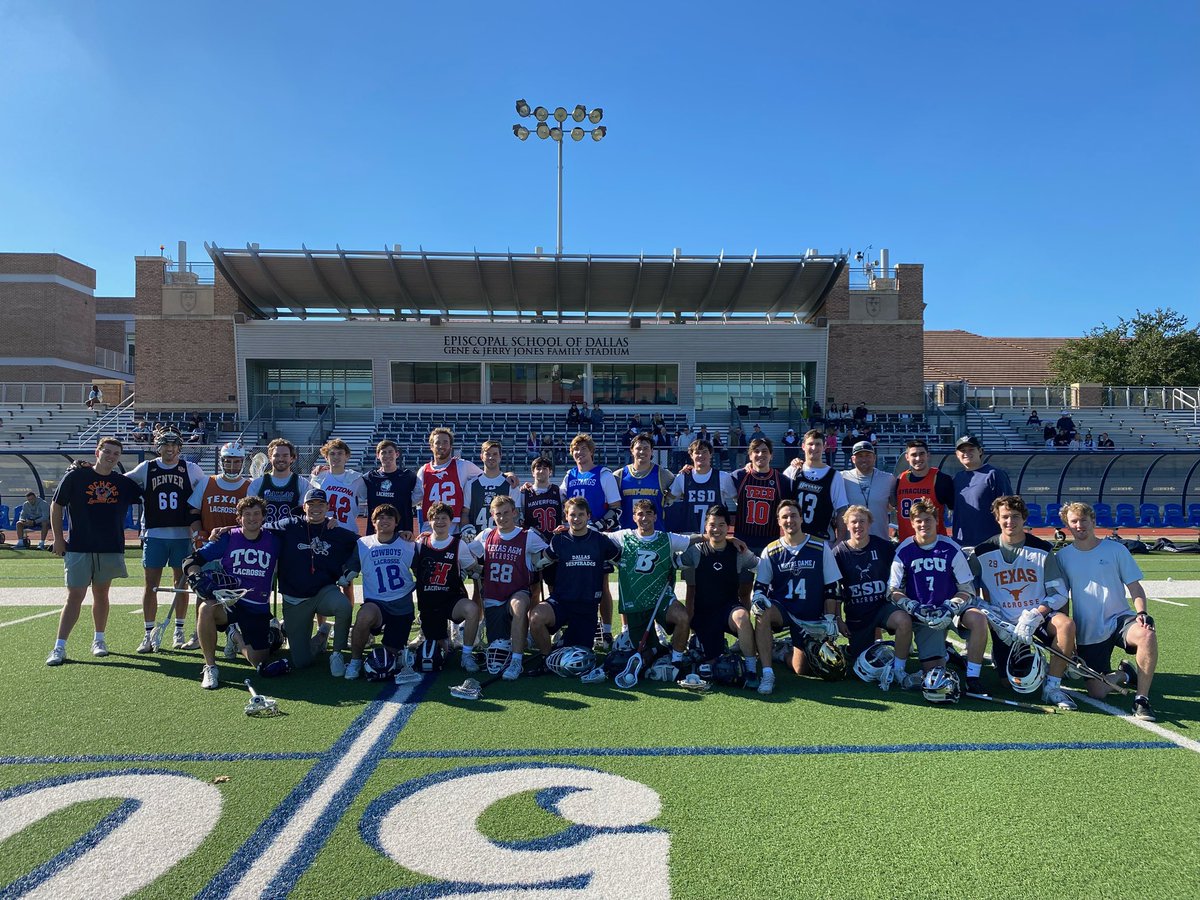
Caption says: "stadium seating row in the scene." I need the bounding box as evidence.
[1023,502,1200,529]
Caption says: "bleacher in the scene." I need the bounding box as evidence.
[1022,501,1200,530]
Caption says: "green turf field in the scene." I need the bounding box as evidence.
[1,552,1198,898]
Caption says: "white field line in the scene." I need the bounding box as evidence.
[1150,597,1188,607]
[1069,690,1200,755]
[0,609,58,628]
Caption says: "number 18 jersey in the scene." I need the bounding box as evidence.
[355,534,417,614]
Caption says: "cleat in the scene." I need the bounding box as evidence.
[344,659,362,680]
[172,629,187,649]
[1132,696,1156,722]
[46,646,66,666]
[1042,685,1077,711]
[329,652,346,678]
[201,664,219,689]
[136,633,155,654]
[757,670,776,695]
[180,632,201,650]
[878,665,896,692]
[502,658,523,681]
[964,676,984,695]
[460,652,479,673]
[91,638,109,658]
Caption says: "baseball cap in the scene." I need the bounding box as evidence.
[303,488,328,504]
[955,434,982,449]
[851,441,875,455]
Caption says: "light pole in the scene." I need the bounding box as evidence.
[513,100,606,255]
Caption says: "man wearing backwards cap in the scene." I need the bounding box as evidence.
[951,435,1013,548]
[841,442,896,542]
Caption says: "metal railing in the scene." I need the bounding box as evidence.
[75,392,137,448]
[163,261,215,285]
[848,263,896,291]
[1105,385,1200,410]
[94,347,131,374]
[944,384,1200,412]
[0,383,91,406]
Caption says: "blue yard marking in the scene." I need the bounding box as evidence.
[0,751,321,766]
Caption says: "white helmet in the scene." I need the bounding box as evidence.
[546,645,597,678]
[853,640,896,683]
[922,666,961,704]
[1006,643,1048,694]
[219,441,246,478]
[485,639,512,675]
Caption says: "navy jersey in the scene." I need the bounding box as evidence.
[546,530,621,609]
[364,467,417,534]
[414,533,470,605]
[755,537,840,622]
[466,475,513,533]
[673,469,731,535]
[792,467,837,539]
[521,484,563,537]
[832,536,895,626]
[618,464,665,529]
[253,472,304,527]
[733,469,793,549]
[144,459,193,529]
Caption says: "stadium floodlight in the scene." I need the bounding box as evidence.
[512,99,608,254]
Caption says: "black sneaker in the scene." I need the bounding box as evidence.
[1132,695,1156,722]
[1117,660,1137,689]
[964,676,984,695]
[946,648,967,671]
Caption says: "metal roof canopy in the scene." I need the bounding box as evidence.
[205,245,846,323]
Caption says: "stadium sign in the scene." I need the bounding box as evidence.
[442,333,632,357]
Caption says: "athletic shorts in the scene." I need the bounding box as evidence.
[223,605,272,651]
[64,551,128,589]
[692,601,742,659]
[143,537,191,569]
[363,600,415,650]
[417,592,470,641]
[483,586,532,609]
[847,602,902,661]
[544,597,600,649]
[1076,614,1138,674]
[625,600,677,648]
[18,518,48,528]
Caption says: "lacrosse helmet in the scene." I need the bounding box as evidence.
[416,639,444,673]
[611,630,635,653]
[805,638,848,681]
[853,640,896,684]
[546,645,597,678]
[711,651,747,688]
[154,426,183,450]
[922,666,961,704]
[645,657,680,682]
[916,603,953,630]
[364,646,399,681]
[266,619,285,655]
[485,639,512,675]
[603,648,634,677]
[1006,643,1048,694]
[218,441,246,478]
[194,569,242,603]
[771,636,794,664]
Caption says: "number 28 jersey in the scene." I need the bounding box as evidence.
[468,526,548,604]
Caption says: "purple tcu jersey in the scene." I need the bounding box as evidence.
[889,535,969,608]
[199,528,280,612]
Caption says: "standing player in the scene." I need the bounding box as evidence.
[248,438,310,527]
[893,439,954,543]
[970,495,1076,709]
[750,500,842,695]
[678,506,759,677]
[462,495,549,680]
[414,428,485,533]
[1058,502,1158,721]
[888,500,977,685]
[126,427,206,653]
[412,501,483,673]
[951,435,1013,549]
[521,456,564,603]
[733,437,795,608]
[840,441,896,542]
[341,504,419,680]
[364,439,417,535]
[668,437,737,535]
[45,438,141,666]
[528,497,622,656]
[560,434,622,645]
[615,433,674,528]
[832,505,913,690]
[184,496,282,689]
[463,440,521,538]
[311,439,367,534]
[784,429,849,540]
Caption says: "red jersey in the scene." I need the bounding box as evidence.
[481,527,533,602]
[895,467,951,542]
[734,468,791,549]
[419,460,467,521]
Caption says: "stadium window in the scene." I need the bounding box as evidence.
[593,364,677,405]
[391,362,481,404]
[489,363,585,404]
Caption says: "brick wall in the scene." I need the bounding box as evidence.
[0,254,97,368]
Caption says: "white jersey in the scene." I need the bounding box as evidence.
[1057,539,1145,645]
[355,534,417,606]
[970,534,1066,623]
[313,469,367,533]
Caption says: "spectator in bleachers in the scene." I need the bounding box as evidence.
[188,420,208,444]
[853,402,868,426]
[86,385,102,410]
[1053,429,1072,450]
[526,430,542,462]
[808,400,823,429]
[750,423,766,443]
[839,403,852,423]
[566,403,580,430]
[131,420,152,444]
[628,413,643,431]
[1098,431,1115,449]
[591,402,605,429]
[951,435,1012,548]
[651,412,665,430]
[781,428,799,450]
[1082,430,1095,451]
[1056,411,1076,437]
[579,401,592,428]
[711,429,726,467]
[620,422,639,448]
[1042,424,1056,443]
[730,426,746,467]
[1026,409,1042,426]
[653,424,673,469]
[824,430,838,466]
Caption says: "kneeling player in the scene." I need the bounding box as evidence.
[184,496,282,690]
[971,495,1077,709]
[678,506,759,681]
[832,505,911,690]
[888,501,978,689]
[529,497,621,655]
[751,500,842,695]
[414,501,483,672]
[342,505,418,680]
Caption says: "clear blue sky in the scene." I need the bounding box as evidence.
[1,0,1196,337]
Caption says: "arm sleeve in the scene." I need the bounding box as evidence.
[600,470,621,505]
[822,544,841,585]
[887,556,907,594]
[1042,552,1068,609]
[667,532,693,554]
[738,549,759,572]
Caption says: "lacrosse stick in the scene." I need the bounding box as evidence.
[984,610,1130,694]
[243,679,282,717]
[149,575,191,650]
[964,691,1056,714]
[448,667,507,700]
[678,673,711,692]
[615,588,672,689]
[249,452,269,480]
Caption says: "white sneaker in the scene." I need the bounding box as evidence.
[757,670,776,695]
[1042,684,1077,710]
[136,633,155,654]
[172,629,187,649]
[502,658,523,681]
[201,664,219,690]
[344,659,362,680]
[329,653,346,678]
[224,626,242,660]
[91,638,109,658]
[878,665,896,692]
[461,652,479,673]
[46,646,66,666]
[180,632,200,650]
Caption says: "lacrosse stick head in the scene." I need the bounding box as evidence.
[449,678,482,701]
[242,680,282,717]
[249,452,269,480]
[614,654,643,689]
[678,673,711,692]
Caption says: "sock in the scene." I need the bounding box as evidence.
[745,657,758,673]
[1045,675,1062,691]
[511,652,523,662]
[1135,694,1149,703]
[94,632,104,642]
[55,638,67,650]
[671,650,684,663]
[966,662,982,678]
[601,624,612,635]
[893,657,906,674]
[144,621,155,632]
[175,619,185,630]
[762,665,774,678]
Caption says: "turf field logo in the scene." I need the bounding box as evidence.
[361,762,670,898]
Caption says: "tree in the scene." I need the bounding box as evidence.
[1048,308,1200,386]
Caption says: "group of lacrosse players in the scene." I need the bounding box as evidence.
[43,425,1161,721]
